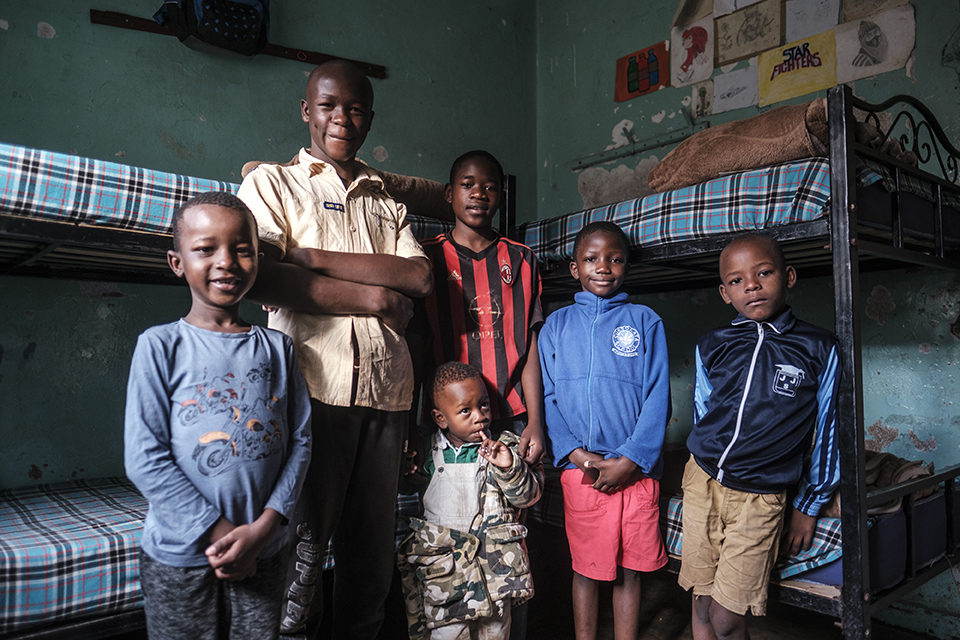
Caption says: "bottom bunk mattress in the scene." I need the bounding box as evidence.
[0,477,147,636]
[663,491,948,592]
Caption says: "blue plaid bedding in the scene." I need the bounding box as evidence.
[0,142,451,242]
[664,496,848,581]
[0,477,147,635]
[518,159,832,264]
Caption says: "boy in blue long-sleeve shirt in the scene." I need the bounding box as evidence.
[540,221,670,640]
[124,192,312,640]
[679,233,841,640]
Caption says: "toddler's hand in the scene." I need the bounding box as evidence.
[479,437,514,469]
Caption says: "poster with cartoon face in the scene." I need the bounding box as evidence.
[835,4,915,84]
[672,14,714,88]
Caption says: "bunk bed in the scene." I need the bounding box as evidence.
[0,143,461,639]
[514,84,960,639]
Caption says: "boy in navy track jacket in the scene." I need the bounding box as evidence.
[679,233,841,640]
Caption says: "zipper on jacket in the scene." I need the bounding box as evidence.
[587,296,601,450]
[716,322,765,483]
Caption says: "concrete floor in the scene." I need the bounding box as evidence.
[109,519,937,640]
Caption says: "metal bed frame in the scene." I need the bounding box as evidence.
[527,84,960,639]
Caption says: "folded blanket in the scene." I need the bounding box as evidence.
[647,97,919,193]
[647,99,829,193]
[241,158,454,222]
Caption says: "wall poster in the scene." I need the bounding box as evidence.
[758,29,836,106]
[614,41,671,102]
[672,14,714,87]
[715,0,784,66]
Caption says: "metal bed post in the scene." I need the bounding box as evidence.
[500,173,517,240]
[827,84,871,639]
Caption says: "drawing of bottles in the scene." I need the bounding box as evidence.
[648,49,659,86]
[627,55,639,93]
[638,52,649,92]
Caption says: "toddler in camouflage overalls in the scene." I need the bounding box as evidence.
[398,362,543,640]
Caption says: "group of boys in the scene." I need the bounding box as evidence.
[124,59,841,640]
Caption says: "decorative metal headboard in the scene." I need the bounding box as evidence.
[849,91,960,184]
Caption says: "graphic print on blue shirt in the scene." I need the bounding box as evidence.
[177,364,284,476]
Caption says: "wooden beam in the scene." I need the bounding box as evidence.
[89,10,387,79]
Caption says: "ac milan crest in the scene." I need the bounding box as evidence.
[500,260,513,285]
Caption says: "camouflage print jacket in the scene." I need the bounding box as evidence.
[397,431,544,639]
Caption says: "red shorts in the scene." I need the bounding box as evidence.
[560,468,667,581]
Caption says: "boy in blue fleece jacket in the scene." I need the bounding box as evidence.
[539,221,670,640]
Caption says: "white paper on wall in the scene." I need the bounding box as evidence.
[714,62,759,113]
[843,0,907,23]
[714,0,763,19]
[672,14,715,87]
[836,4,915,84]
[786,0,839,43]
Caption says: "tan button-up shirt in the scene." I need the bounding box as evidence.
[238,149,427,412]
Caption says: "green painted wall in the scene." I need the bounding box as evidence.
[0,0,536,489]
[2,0,960,635]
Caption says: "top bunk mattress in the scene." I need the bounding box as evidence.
[0,142,452,281]
[518,158,832,266]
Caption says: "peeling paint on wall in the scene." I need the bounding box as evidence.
[37,22,55,39]
[908,429,938,452]
[577,155,658,209]
[372,145,388,162]
[866,284,896,325]
[0,20,9,31]
[866,418,899,451]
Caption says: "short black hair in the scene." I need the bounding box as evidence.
[430,361,484,407]
[449,150,504,186]
[171,191,256,251]
[722,233,787,271]
[572,221,630,260]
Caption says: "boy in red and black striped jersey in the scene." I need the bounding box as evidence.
[411,150,545,469]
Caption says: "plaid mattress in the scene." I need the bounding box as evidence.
[0,142,450,242]
[0,477,148,635]
[518,159,833,264]
[664,496,847,580]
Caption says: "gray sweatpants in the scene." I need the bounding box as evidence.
[140,549,284,640]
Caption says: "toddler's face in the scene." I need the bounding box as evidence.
[570,230,628,297]
[432,377,492,448]
[718,239,796,321]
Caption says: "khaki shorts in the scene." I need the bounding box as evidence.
[677,457,786,616]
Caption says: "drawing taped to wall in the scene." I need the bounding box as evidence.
[758,30,836,106]
[672,15,714,87]
[614,41,670,102]
[785,0,839,44]
[714,0,763,19]
[691,80,714,118]
[843,0,907,23]
[713,64,758,113]
[835,4,915,84]
[715,0,784,66]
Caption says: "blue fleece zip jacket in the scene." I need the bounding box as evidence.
[689,306,841,516]
[540,291,671,477]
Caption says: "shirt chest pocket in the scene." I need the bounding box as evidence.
[360,200,399,253]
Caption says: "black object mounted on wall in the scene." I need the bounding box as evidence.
[154,0,270,57]
[89,9,387,79]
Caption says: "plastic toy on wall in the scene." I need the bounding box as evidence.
[614,41,670,102]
